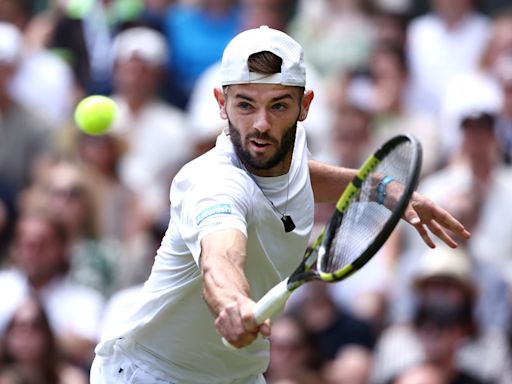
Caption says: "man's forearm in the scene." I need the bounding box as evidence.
[200,229,251,316]
[201,252,250,316]
[308,160,357,203]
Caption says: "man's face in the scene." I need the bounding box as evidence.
[216,83,312,176]
[14,217,65,286]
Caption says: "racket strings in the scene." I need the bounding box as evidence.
[322,140,415,273]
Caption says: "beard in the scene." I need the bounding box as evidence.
[228,120,297,171]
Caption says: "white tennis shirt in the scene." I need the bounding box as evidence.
[96,123,314,383]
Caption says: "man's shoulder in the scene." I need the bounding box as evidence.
[178,148,246,181]
[172,150,252,203]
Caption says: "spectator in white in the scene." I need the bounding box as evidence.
[109,26,192,224]
[439,11,512,160]
[406,0,491,116]
[3,0,75,126]
[0,21,53,194]
[417,98,512,286]
[439,65,503,161]
[0,210,105,368]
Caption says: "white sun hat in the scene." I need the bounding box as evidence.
[220,25,306,87]
[112,27,169,67]
[413,245,474,290]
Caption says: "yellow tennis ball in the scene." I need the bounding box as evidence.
[74,95,118,135]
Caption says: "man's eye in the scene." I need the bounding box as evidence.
[238,102,252,110]
[272,103,287,111]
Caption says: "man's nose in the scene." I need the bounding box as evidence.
[253,110,271,133]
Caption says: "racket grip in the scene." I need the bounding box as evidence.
[253,278,291,324]
[221,279,291,349]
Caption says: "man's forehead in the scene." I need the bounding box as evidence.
[224,83,302,100]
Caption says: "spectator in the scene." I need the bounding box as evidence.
[374,245,512,384]
[265,314,324,384]
[0,365,31,384]
[0,21,54,196]
[439,68,502,160]
[290,281,376,363]
[0,0,75,125]
[390,362,449,384]
[0,295,88,384]
[372,10,409,49]
[322,345,373,384]
[48,0,144,96]
[406,0,491,116]
[162,0,242,109]
[20,160,126,296]
[367,42,441,176]
[415,101,512,287]
[74,133,142,242]
[411,301,487,384]
[316,101,374,170]
[0,210,105,368]
[109,26,192,225]
[288,0,376,83]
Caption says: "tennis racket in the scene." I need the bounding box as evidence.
[223,134,422,348]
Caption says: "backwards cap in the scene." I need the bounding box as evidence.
[220,25,306,87]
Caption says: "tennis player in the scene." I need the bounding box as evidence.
[90,26,470,384]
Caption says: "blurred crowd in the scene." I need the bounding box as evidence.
[0,0,512,383]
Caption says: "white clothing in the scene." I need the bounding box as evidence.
[10,49,74,125]
[110,97,192,216]
[407,12,490,116]
[0,269,105,340]
[439,71,503,157]
[94,123,314,383]
[418,164,512,275]
[90,338,266,384]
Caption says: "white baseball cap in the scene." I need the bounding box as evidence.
[0,22,22,65]
[220,25,306,87]
[112,27,168,67]
[413,245,473,289]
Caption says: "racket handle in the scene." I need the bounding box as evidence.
[221,279,291,349]
[253,278,291,324]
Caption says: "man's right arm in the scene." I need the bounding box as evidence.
[200,228,270,348]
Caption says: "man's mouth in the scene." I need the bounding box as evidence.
[250,139,271,148]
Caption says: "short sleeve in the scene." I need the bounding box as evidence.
[178,169,252,264]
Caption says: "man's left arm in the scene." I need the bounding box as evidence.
[308,160,471,248]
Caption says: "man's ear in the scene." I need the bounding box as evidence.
[299,90,314,121]
[214,87,228,120]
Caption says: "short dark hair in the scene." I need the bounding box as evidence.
[247,51,283,74]
[461,112,495,130]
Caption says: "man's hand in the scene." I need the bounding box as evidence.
[215,296,271,349]
[403,191,471,248]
